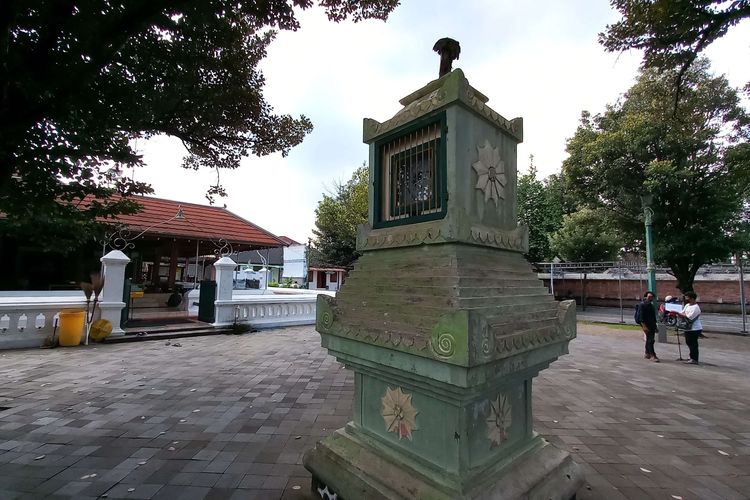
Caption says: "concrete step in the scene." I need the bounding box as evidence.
[107,326,235,344]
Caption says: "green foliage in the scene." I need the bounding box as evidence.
[562,60,750,292]
[517,156,567,262]
[279,277,296,288]
[549,208,623,262]
[0,1,398,247]
[268,281,279,288]
[600,0,750,101]
[312,165,368,268]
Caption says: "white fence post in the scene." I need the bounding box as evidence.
[99,250,130,336]
[214,256,237,326]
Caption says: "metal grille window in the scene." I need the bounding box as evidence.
[376,118,446,226]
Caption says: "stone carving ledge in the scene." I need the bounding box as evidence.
[556,299,577,340]
[317,295,578,366]
[469,225,528,253]
[357,222,450,251]
[357,221,529,254]
[363,69,523,143]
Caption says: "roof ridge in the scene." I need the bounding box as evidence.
[223,209,288,247]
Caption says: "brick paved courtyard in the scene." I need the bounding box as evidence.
[1,324,749,500]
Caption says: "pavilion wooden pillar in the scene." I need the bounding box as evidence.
[167,240,179,290]
[151,246,162,289]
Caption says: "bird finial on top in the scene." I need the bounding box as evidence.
[433,38,461,77]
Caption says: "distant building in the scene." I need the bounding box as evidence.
[0,195,286,291]
[281,239,307,287]
[308,267,346,291]
[235,236,299,284]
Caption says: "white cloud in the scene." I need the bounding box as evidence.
[136,1,750,242]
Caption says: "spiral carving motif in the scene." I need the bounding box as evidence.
[320,310,334,331]
[431,331,455,358]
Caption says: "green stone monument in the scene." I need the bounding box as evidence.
[304,48,583,499]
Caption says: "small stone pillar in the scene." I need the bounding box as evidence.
[99,250,130,336]
[213,256,237,326]
[657,323,668,343]
[304,69,583,499]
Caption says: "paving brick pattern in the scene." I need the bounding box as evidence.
[0,325,748,499]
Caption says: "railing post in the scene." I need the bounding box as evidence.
[213,256,237,326]
[100,250,131,336]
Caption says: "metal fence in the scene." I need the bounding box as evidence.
[533,260,749,333]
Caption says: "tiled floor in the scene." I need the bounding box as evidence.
[0,324,748,499]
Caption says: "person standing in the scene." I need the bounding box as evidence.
[636,291,659,362]
[680,291,703,365]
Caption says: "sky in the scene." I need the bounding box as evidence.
[135,0,750,244]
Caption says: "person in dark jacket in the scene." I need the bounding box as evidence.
[636,291,659,362]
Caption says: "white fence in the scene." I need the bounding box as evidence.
[0,293,89,350]
[0,254,328,350]
[214,295,317,329]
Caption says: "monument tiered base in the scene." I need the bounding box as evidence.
[304,426,583,500]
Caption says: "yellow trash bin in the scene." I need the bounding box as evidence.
[58,311,85,347]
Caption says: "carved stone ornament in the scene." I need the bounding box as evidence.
[381,387,419,441]
[316,295,336,333]
[472,140,507,205]
[486,393,512,448]
[363,88,447,140]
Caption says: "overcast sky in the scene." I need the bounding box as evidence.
[136,0,750,244]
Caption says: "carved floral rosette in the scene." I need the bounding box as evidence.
[472,140,507,206]
[486,393,512,448]
[381,387,418,441]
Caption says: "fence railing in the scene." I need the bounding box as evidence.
[214,294,317,328]
[533,261,746,275]
[0,295,88,350]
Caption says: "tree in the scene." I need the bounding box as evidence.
[517,156,566,262]
[0,1,399,249]
[549,208,623,309]
[562,60,750,293]
[549,208,623,263]
[312,165,368,268]
[600,0,750,103]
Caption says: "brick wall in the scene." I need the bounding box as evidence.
[542,277,748,313]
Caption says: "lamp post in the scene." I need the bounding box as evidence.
[550,256,560,298]
[641,193,666,342]
[640,193,657,295]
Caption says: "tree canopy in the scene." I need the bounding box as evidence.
[312,165,368,268]
[517,156,566,262]
[549,208,623,263]
[0,0,399,250]
[600,0,750,102]
[562,59,750,292]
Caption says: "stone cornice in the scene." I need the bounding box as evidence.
[357,219,529,254]
[317,294,577,368]
[363,69,523,144]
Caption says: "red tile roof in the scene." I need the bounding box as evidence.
[99,195,286,248]
[279,236,302,246]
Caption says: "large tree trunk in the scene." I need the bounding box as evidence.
[670,260,702,294]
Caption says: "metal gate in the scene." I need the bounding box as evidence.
[121,278,131,327]
[198,280,216,323]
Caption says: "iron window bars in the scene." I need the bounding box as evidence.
[374,114,447,228]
